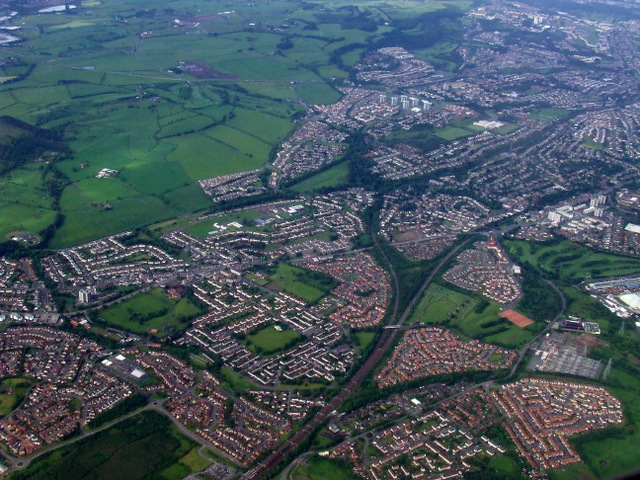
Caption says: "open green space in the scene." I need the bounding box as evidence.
[98,288,205,337]
[175,448,211,473]
[516,272,562,323]
[295,82,342,105]
[291,161,350,193]
[561,286,617,334]
[528,108,571,121]
[0,378,31,417]
[434,126,475,141]
[267,263,338,304]
[291,456,360,480]
[8,410,202,480]
[504,238,640,282]
[583,135,605,151]
[409,283,534,348]
[384,125,445,152]
[241,325,304,356]
[220,367,255,395]
[354,331,376,352]
[184,209,263,238]
[487,454,519,477]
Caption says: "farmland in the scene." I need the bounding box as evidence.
[2,0,435,247]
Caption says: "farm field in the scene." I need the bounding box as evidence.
[2,0,410,246]
[98,288,205,337]
[7,410,207,480]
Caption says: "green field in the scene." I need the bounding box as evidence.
[184,209,263,238]
[583,134,606,150]
[0,378,31,417]
[0,160,59,240]
[410,283,534,348]
[98,288,205,337]
[291,161,350,193]
[8,411,206,480]
[267,263,339,304]
[434,126,475,140]
[291,456,360,480]
[0,0,481,247]
[220,367,255,395]
[243,325,304,356]
[354,331,376,352]
[295,82,342,105]
[504,238,640,282]
[528,108,571,121]
[561,286,617,334]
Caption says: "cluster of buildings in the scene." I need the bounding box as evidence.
[0,327,134,456]
[180,284,355,386]
[584,274,640,318]
[274,142,346,183]
[311,88,376,131]
[105,346,323,468]
[0,258,54,313]
[375,327,516,388]
[95,168,118,178]
[331,384,462,438]
[270,119,349,184]
[528,332,604,380]
[356,47,434,87]
[301,253,390,328]
[395,237,454,261]
[329,377,623,479]
[522,188,640,257]
[329,387,506,480]
[198,169,265,203]
[379,192,507,262]
[163,192,371,269]
[443,239,522,304]
[41,232,188,300]
[492,378,623,470]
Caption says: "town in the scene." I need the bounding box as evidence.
[1,0,640,478]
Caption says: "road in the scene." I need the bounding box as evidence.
[241,233,472,480]
[5,404,149,472]
[276,278,567,479]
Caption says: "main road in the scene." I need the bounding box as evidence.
[241,231,473,480]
